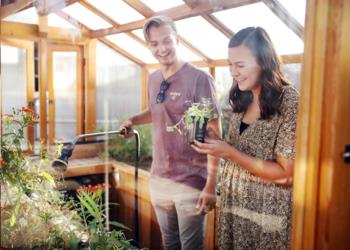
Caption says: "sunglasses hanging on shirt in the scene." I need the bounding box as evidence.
[156,80,171,104]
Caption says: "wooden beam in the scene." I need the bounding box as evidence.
[0,0,33,19]
[38,39,48,144]
[79,0,148,47]
[98,37,145,66]
[91,0,260,38]
[85,39,97,134]
[262,0,304,40]
[55,10,90,31]
[140,67,148,110]
[123,0,154,17]
[201,14,234,39]
[57,9,146,66]
[178,36,212,61]
[0,21,90,43]
[38,14,48,37]
[145,54,302,69]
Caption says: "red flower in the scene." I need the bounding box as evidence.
[76,183,107,193]
[0,158,7,167]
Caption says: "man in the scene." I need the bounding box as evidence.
[122,15,221,250]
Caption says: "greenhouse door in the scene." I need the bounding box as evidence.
[47,44,83,144]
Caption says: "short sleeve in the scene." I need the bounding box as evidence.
[274,87,299,160]
[194,72,221,118]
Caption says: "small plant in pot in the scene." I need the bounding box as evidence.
[166,98,216,143]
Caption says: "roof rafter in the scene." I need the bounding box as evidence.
[79,0,148,47]
[99,37,145,66]
[1,0,33,19]
[123,0,212,62]
[56,10,90,32]
[201,13,234,39]
[55,8,145,66]
[146,53,303,69]
[92,0,261,38]
[262,0,304,40]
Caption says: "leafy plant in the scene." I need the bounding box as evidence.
[166,98,216,142]
[1,107,83,249]
[75,184,137,250]
[1,108,138,249]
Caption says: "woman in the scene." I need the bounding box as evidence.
[192,27,299,250]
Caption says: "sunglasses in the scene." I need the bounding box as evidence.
[156,80,171,104]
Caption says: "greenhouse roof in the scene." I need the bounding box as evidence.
[2,0,306,65]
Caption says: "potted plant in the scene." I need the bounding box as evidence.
[166,98,216,143]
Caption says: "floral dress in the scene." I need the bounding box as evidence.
[218,86,299,250]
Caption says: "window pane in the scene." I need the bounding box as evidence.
[53,52,77,142]
[175,16,229,60]
[132,29,203,62]
[96,41,141,129]
[282,63,302,89]
[213,2,304,55]
[106,33,157,64]
[278,0,306,26]
[48,13,77,29]
[140,0,184,12]
[86,0,144,24]
[4,7,38,24]
[1,45,28,148]
[62,3,111,30]
[215,66,232,108]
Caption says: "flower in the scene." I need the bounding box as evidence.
[0,157,7,167]
[76,183,107,194]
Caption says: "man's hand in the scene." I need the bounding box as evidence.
[120,119,134,138]
[196,185,216,214]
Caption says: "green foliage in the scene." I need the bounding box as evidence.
[1,108,138,249]
[75,184,136,250]
[103,124,152,169]
[166,98,216,135]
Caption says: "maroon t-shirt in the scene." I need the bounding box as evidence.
[148,63,220,190]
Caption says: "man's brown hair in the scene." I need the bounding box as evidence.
[143,15,177,42]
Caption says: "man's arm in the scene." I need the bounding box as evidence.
[121,109,152,137]
[196,117,222,214]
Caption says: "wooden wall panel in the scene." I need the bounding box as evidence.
[292,0,350,249]
[111,162,217,250]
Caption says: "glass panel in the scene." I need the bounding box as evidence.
[48,13,78,29]
[140,0,184,12]
[4,7,38,24]
[62,3,112,30]
[86,0,144,24]
[96,41,141,129]
[213,2,304,55]
[278,0,306,26]
[1,45,28,148]
[52,51,77,142]
[175,16,229,60]
[132,29,202,62]
[282,63,302,90]
[215,66,233,108]
[106,33,157,64]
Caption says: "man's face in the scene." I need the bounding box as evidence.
[147,24,179,66]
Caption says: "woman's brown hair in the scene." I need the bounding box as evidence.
[228,27,290,119]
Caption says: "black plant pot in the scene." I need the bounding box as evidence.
[187,117,208,144]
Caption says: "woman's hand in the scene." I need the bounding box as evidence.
[191,138,231,159]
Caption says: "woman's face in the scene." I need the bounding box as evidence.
[228,45,262,93]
